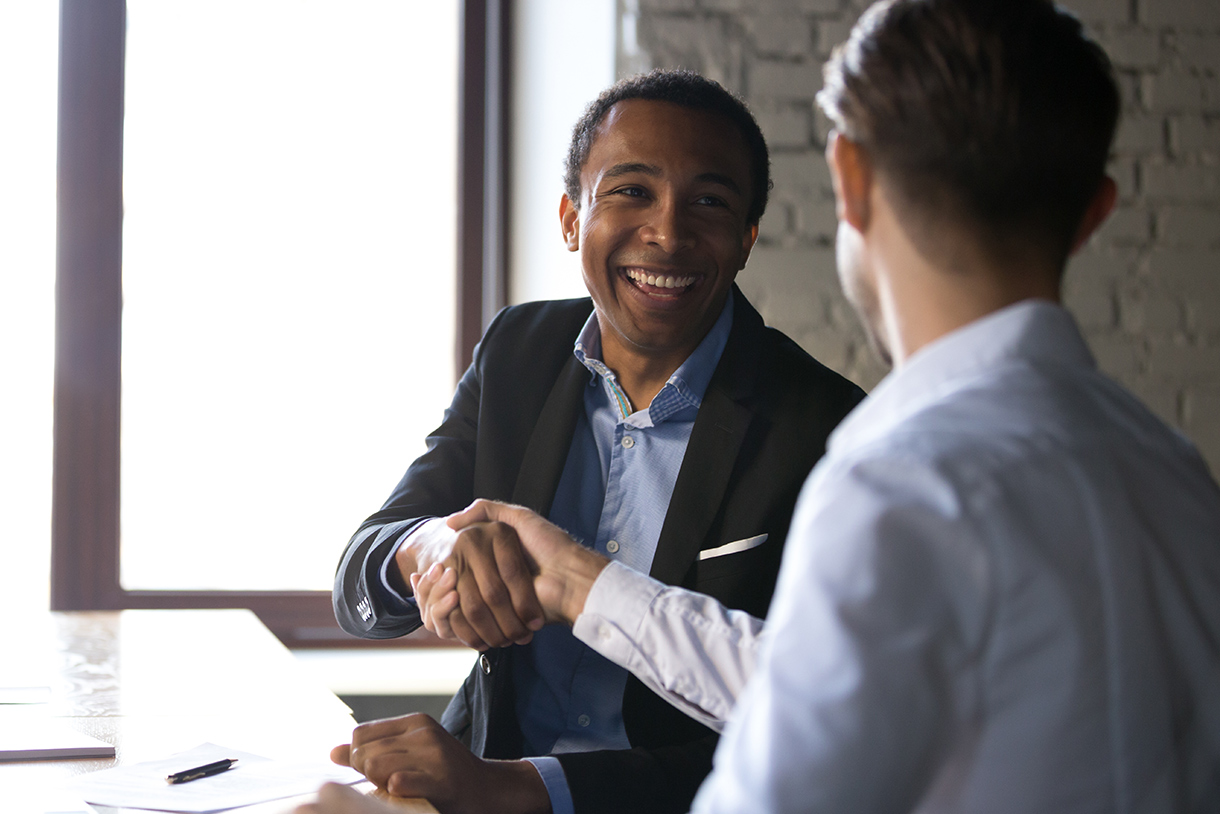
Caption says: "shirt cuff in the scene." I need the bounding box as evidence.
[374,518,432,613]
[523,756,575,814]
[572,560,665,665]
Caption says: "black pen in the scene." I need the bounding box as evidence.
[166,757,239,784]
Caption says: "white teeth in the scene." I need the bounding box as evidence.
[625,268,696,290]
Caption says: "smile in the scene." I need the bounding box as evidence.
[623,267,698,292]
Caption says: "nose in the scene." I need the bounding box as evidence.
[639,196,696,254]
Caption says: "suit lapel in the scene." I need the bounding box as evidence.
[511,354,589,517]
[649,286,764,586]
[649,384,752,585]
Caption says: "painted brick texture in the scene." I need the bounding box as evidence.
[621,0,1220,472]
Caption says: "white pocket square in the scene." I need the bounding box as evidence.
[699,534,768,561]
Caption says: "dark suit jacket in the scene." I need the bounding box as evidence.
[333,286,865,814]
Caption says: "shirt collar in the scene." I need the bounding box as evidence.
[573,293,735,422]
[829,299,1096,455]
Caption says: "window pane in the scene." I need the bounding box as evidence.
[120,1,458,591]
[0,3,58,616]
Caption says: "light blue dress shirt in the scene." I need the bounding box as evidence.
[521,296,734,814]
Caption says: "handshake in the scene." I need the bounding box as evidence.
[399,500,610,650]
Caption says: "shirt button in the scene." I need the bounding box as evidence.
[606,540,620,554]
[479,654,491,675]
[621,436,635,449]
[577,714,591,727]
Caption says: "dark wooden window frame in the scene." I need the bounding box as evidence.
[49,0,511,648]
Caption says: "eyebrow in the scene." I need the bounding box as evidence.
[602,163,745,196]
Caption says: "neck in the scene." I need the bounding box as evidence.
[599,339,689,412]
[869,192,1061,367]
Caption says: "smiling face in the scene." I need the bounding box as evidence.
[560,100,759,372]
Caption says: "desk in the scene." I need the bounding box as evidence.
[0,610,436,814]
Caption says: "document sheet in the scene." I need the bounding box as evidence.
[69,742,363,812]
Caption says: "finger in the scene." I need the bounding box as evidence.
[415,561,455,636]
[415,563,455,612]
[445,603,491,651]
[429,574,462,620]
[426,582,461,641]
[455,524,537,645]
[330,743,352,766]
[412,567,437,634]
[459,553,525,647]
[347,715,435,788]
[419,567,462,640]
[411,573,436,635]
[450,573,502,648]
[491,525,545,636]
[350,713,434,751]
[430,605,457,640]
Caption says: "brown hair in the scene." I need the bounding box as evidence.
[818,0,1120,265]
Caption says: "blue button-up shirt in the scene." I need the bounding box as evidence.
[523,297,734,814]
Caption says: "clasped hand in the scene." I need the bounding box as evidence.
[396,508,545,650]
[324,503,603,813]
[406,501,608,650]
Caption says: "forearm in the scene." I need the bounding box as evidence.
[571,562,764,731]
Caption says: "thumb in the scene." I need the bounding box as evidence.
[447,498,520,530]
[329,744,352,767]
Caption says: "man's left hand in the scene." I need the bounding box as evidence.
[331,714,550,814]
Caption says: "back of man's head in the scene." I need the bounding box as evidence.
[564,69,772,225]
[818,0,1119,270]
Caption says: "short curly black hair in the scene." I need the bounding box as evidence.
[563,69,772,225]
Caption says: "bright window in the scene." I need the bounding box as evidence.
[0,3,58,616]
[119,1,459,591]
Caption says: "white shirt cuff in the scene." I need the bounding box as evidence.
[573,560,664,661]
[572,560,761,732]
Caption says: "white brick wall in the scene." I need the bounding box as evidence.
[622,0,1220,472]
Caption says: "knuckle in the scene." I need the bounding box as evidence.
[483,582,510,607]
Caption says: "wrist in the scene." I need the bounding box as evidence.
[554,546,609,626]
[490,759,552,814]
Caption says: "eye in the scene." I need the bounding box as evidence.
[612,185,648,198]
[695,194,727,207]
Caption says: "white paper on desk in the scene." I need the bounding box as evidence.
[69,743,363,812]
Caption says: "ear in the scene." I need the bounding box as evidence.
[826,131,872,233]
[560,194,580,252]
[1068,176,1117,255]
[738,222,760,269]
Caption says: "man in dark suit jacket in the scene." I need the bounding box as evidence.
[332,69,864,814]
